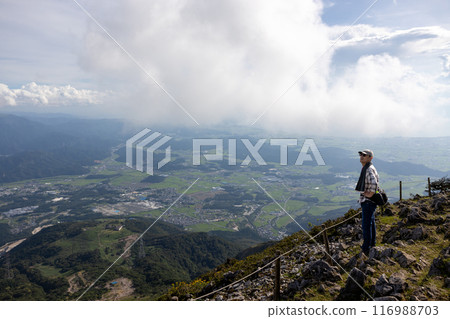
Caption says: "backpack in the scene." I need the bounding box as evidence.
[369,188,388,206]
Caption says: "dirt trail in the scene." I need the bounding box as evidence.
[120,234,139,258]
[0,238,26,254]
[31,224,53,235]
[102,278,135,301]
[67,271,88,294]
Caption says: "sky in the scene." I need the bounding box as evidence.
[1,0,450,137]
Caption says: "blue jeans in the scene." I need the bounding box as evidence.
[361,200,377,252]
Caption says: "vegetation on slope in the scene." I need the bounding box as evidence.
[160,192,449,301]
[0,218,241,300]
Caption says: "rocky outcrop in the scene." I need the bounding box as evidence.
[163,192,450,301]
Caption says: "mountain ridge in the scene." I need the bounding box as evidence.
[0,217,242,300]
[160,192,450,301]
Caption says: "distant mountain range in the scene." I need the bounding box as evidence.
[115,139,447,177]
[1,113,446,183]
[0,114,125,183]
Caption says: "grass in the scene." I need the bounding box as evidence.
[253,211,277,226]
[262,203,281,213]
[276,215,293,228]
[109,171,148,185]
[308,205,348,216]
[52,221,134,260]
[33,263,63,278]
[377,215,400,225]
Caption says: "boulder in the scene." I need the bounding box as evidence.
[428,246,450,276]
[302,260,342,282]
[380,248,396,259]
[399,207,410,218]
[383,225,402,244]
[383,207,395,216]
[345,255,358,269]
[397,226,427,241]
[394,250,416,268]
[336,268,366,301]
[411,226,427,240]
[407,207,427,224]
[388,273,408,293]
[375,274,393,296]
[432,195,448,213]
[368,247,383,260]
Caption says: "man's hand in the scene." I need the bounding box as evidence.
[364,191,375,198]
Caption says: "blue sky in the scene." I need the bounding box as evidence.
[0,0,450,136]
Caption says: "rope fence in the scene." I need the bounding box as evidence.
[194,176,437,301]
[194,209,362,301]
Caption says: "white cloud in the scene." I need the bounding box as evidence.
[1,0,449,136]
[78,0,331,126]
[74,0,450,136]
[260,53,450,137]
[0,82,105,107]
[331,25,450,55]
[441,54,450,77]
[327,54,450,136]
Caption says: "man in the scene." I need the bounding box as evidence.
[355,149,379,256]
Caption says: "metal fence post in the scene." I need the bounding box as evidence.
[428,177,432,197]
